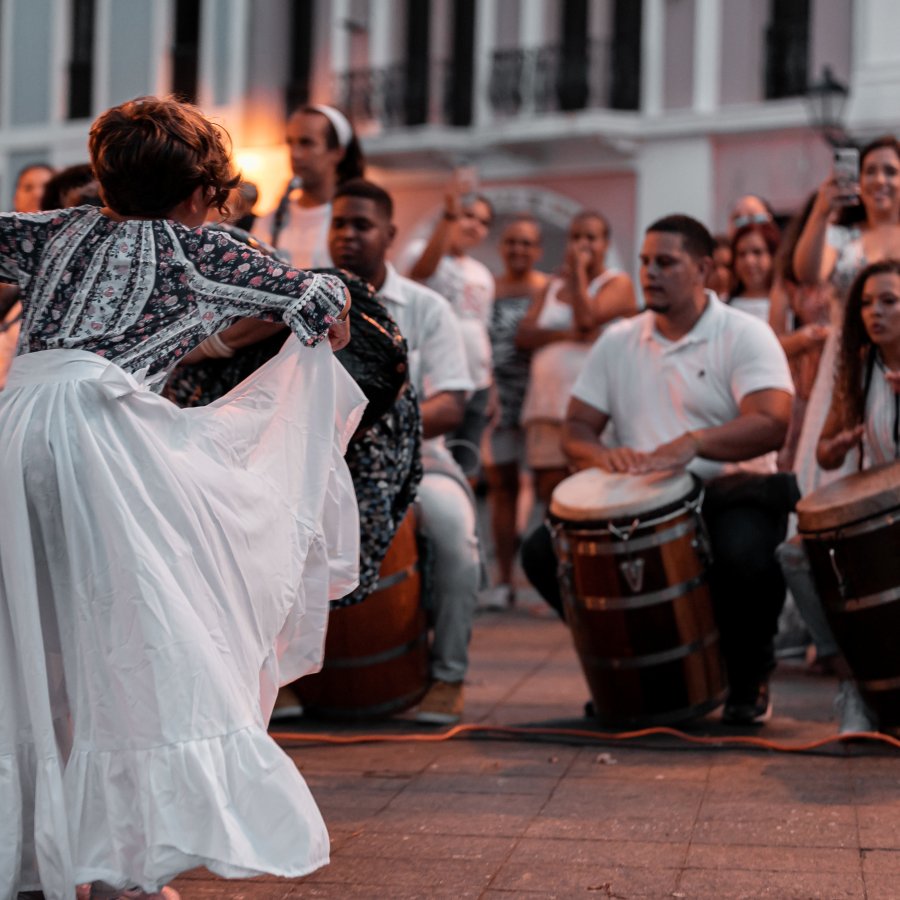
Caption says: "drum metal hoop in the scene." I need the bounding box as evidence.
[580,628,720,670]
[608,517,641,543]
[556,484,707,538]
[804,509,900,543]
[573,573,708,612]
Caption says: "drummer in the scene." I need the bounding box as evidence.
[781,259,900,733]
[522,214,796,725]
[328,178,480,726]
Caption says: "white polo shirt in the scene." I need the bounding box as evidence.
[377,263,474,405]
[571,292,794,482]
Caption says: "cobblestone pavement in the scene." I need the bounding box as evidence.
[172,588,900,900]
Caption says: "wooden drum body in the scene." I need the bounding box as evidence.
[798,461,900,730]
[550,469,726,727]
[296,509,429,719]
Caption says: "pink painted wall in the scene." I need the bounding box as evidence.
[379,169,638,280]
[712,130,833,231]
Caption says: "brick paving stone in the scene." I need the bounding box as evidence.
[505,836,689,869]
[301,853,498,891]
[167,580,900,899]
[691,814,860,848]
[685,843,861,873]
[401,771,562,796]
[675,866,865,898]
[861,847,900,876]
[863,873,900,900]
[489,860,681,897]
[331,831,518,862]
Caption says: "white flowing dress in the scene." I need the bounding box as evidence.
[0,207,366,900]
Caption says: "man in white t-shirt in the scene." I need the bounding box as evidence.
[404,182,495,478]
[329,178,480,725]
[188,105,366,371]
[522,214,797,726]
[253,104,365,269]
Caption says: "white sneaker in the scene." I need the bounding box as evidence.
[835,680,877,734]
[476,584,514,612]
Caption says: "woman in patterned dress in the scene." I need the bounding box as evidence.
[0,96,363,900]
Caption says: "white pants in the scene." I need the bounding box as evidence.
[416,471,480,683]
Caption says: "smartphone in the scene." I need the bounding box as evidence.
[833,147,859,205]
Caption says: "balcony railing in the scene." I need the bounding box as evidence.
[338,59,455,130]
[336,40,639,132]
[490,41,641,117]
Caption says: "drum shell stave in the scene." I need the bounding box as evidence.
[551,480,726,728]
[800,507,900,728]
[295,509,429,719]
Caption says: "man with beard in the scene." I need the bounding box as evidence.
[522,214,796,725]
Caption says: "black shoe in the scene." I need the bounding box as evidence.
[722,682,772,725]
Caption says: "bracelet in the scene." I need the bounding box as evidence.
[199,332,236,359]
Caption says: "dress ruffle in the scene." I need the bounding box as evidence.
[0,339,365,899]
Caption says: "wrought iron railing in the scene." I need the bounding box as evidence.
[489,40,640,117]
[336,39,639,131]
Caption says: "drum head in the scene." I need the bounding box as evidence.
[797,460,900,533]
[549,468,696,522]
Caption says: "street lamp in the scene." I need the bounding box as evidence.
[805,66,851,147]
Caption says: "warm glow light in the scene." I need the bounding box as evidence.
[233,146,291,215]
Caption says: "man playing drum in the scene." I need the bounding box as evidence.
[328,178,480,725]
[523,214,797,725]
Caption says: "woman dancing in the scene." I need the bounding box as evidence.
[0,96,363,900]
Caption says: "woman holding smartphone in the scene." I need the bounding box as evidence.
[791,135,900,496]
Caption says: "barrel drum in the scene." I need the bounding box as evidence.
[296,510,428,719]
[550,468,726,727]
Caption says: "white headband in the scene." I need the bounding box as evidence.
[308,104,354,149]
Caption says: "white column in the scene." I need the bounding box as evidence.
[692,0,721,114]
[49,0,72,122]
[330,0,350,77]
[369,0,392,69]
[847,0,900,129]
[519,0,543,116]
[92,0,113,116]
[226,0,251,109]
[472,0,498,127]
[150,0,174,98]
[197,0,220,109]
[520,0,543,46]
[0,0,12,127]
[640,0,665,117]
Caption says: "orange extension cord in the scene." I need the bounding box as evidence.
[272,722,900,754]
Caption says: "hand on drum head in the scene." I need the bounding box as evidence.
[629,433,698,474]
[587,446,650,473]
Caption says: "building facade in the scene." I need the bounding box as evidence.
[1,0,898,276]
